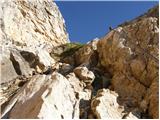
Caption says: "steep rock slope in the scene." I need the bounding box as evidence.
[97,5,159,118]
[0,0,68,47]
[0,0,68,83]
[0,1,159,119]
[0,0,68,105]
[61,5,159,119]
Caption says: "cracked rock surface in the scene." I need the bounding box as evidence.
[0,1,159,119]
[97,7,159,118]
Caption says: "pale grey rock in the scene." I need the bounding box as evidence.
[91,89,138,119]
[0,0,69,48]
[91,89,123,119]
[0,0,69,83]
[0,48,18,83]
[0,0,69,114]
[2,73,79,119]
[0,48,33,83]
[0,1,158,119]
[66,72,92,119]
[66,72,83,93]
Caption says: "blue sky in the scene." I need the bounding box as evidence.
[56,1,158,43]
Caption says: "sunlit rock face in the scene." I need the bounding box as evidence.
[0,0,69,83]
[0,1,158,119]
[0,0,69,48]
[97,5,159,119]
[91,89,138,119]
[0,0,69,109]
[4,73,78,119]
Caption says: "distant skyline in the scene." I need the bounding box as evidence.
[56,1,158,43]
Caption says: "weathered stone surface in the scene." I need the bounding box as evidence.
[91,89,138,119]
[0,0,68,48]
[97,6,159,118]
[66,72,92,118]
[58,63,73,75]
[74,39,99,67]
[0,0,69,82]
[0,48,33,83]
[0,77,28,106]
[74,67,95,82]
[0,49,18,83]
[66,72,83,93]
[130,59,146,79]
[0,46,54,84]
[144,79,159,118]
[1,73,78,119]
[0,1,158,119]
[60,39,99,67]
[0,0,69,114]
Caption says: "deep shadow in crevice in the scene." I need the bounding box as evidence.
[91,68,112,96]
[20,51,39,68]
[79,99,92,119]
[10,53,22,75]
[116,95,152,119]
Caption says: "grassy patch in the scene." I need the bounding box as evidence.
[60,42,84,57]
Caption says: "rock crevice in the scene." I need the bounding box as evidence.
[0,1,159,119]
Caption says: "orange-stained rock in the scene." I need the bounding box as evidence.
[97,6,159,118]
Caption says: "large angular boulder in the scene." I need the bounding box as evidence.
[74,39,99,67]
[73,67,95,82]
[1,73,78,119]
[91,89,138,119]
[0,48,33,84]
[62,39,99,67]
[66,72,93,119]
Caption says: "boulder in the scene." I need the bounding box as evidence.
[74,39,99,67]
[0,49,18,83]
[0,48,33,84]
[66,72,92,118]
[73,67,95,82]
[1,73,79,119]
[74,39,98,67]
[58,63,74,75]
[56,41,98,67]
[91,89,138,119]
[0,1,158,119]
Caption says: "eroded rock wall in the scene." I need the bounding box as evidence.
[97,5,159,118]
[0,0,69,83]
[0,1,159,119]
[0,0,69,107]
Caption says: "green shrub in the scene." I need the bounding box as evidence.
[60,42,84,57]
